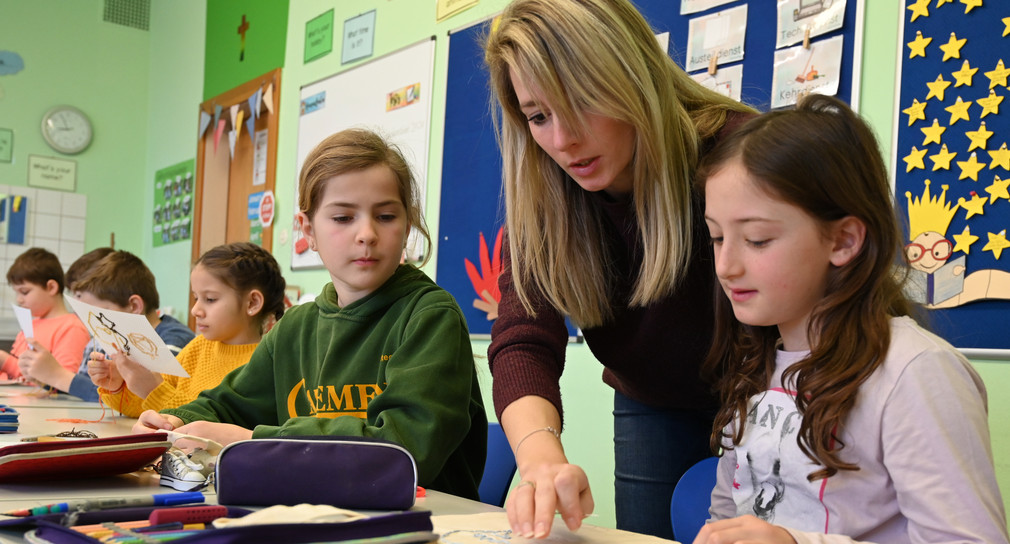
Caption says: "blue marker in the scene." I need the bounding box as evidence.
[9,492,205,516]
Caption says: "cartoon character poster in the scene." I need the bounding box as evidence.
[895,0,1010,350]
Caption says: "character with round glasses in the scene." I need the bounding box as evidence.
[905,181,1010,308]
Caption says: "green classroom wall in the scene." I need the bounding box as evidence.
[202,1,288,101]
[0,0,1007,530]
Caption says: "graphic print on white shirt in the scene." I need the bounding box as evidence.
[733,388,830,533]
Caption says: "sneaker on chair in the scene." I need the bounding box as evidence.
[159,448,211,492]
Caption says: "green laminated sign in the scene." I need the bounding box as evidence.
[153,159,195,247]
[305,9,333,63]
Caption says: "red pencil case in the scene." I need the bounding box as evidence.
[0,433,171,482]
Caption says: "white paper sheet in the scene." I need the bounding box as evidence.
[11,304,33,340]
[64,296,189,377]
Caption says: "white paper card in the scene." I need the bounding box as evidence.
[685,5,748,73]
[65,296,189,377]
[776,0,847,49]
[770,35,843,109]
[691,63,744,102]
[11,304,33,339]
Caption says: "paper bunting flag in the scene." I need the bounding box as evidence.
[228,130,237,159]
[245,113,256,142]
[214,119,226,153]
[263,83,275,116]
[199,111,212,139]
[235,110,245,141]
[213,104,222,126]
[248,89,261,121]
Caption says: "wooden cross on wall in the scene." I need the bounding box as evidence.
[237,14,249,61]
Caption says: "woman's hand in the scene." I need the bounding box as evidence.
[88,352,124,391]
[134,410,184,433]
[114,352,163,398]
[693,515,797,544]
[501,396,594,539]
[507,459,594,539]
[175,421,252,447]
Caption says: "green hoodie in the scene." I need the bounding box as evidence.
[164,265,487,500]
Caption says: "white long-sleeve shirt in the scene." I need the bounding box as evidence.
[709,316,1009,544]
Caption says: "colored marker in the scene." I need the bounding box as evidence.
[3,492,205,517]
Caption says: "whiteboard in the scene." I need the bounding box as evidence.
[292,38,436,269]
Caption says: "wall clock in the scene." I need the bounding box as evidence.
[41,105,93,155]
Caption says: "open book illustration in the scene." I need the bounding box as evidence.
[64,296,189,377]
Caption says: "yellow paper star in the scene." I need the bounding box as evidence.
[904,147,928,172]
[985,175,1010,203]
[984,59,1010,89]
[925,74,951,101]
[908,0,931,21]
[958,192,986,218]
[936,0,954,5]
[1003,16,1010,37]
[965,122,993,152]
[957,152,985,180]
[921,119,946,145]
[983,230,1010,259]
[908,31,932,59]
[939,33,967,61]
[977,90,1004,118]
[952,60,978,87]
[931,144,958,170]
[960,0,982,14]
[945,96,972,124]
[952,225,978,254]
[904,98,928,126]
[989,142,1010,170]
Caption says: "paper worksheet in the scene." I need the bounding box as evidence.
[11,304,33,340]
[432,513,673,544]
[64,296,189,377]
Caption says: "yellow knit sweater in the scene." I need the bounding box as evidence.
[99,335,258,418]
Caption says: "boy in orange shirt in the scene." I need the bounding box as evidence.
[0,247,89,383]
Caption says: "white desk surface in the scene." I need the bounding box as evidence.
[0,386,674,543]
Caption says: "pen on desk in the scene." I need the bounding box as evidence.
[3,492,205,517]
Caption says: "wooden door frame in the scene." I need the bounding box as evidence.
[190,68,281,328]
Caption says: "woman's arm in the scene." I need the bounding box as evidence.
[501,395,593,539]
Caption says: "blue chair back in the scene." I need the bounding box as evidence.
[478,423,517,507]
[670,456,719,543]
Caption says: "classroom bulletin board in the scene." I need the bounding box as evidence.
[437,1,863,338]
[292,38,435,270]
[894,0,1010,355]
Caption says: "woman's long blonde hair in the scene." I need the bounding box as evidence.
[484,0,755,327]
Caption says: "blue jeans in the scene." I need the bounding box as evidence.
[613,391,714,540]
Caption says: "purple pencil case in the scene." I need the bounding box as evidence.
[214,436,418,510]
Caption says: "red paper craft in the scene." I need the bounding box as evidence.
[0,433,171,483]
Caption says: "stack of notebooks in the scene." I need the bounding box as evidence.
[0,405,17,433]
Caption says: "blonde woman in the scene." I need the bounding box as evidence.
[484,0,756,539]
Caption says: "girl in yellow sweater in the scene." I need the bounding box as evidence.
[89,242,286,417]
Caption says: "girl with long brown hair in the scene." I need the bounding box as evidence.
[695,94,1007,543]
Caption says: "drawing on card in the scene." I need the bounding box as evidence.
[65,296,189,377]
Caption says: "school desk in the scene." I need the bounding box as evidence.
[0,385,677,543]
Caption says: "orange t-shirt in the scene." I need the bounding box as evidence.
[1,313,90,379]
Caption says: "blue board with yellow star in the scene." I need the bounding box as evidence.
[896,0,1010,352]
